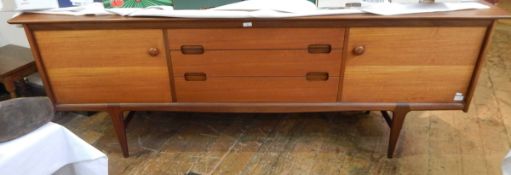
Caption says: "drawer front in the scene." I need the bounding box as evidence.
[35,29,172,104]
[171,50,343,77]
[342,27,487,103]
[175,77,339,102]
[167,28,345,50]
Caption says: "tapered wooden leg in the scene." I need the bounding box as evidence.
[380,111,392,127]
[387,104,411,158]
[108,108,129,158]
[3,78,17,98]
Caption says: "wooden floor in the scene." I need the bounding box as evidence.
[61,19,511,175]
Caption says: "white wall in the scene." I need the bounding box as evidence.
[1,0,29,48]
[0,0,5,47]
[0,11,30,48]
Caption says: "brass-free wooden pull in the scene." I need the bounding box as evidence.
[184,72,207,81]
[147,48,160,57]
[308,44,332,54]
[306,72,329,81]
[352,45,365,55]
[181,45,204,55]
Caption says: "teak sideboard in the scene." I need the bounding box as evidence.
[9,5,510,158]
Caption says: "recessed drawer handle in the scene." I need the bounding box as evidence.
[181,45,204,55]
[308,44,331,54]
[184,72,207,81]
[306,72,329,81]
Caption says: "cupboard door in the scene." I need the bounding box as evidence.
[35,29,172,104]
[342,27,487,103]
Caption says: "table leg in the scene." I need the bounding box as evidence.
[108,108,130,158]
[2,77,17,98]
[387,104,411,158]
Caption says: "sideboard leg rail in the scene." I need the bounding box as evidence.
[386,104,411,158]
[107,107,130,158]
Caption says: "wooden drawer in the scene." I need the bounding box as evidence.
[167,28,345,50]
[171,49,343,77]
[341,27,487,103]
[35,29,172,104]
[174,76,339,102]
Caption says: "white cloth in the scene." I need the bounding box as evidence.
[503,150,511,175]
[0,122,108,175]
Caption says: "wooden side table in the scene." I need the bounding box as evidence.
[0,45,37,98]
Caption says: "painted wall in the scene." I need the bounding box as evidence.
[0,0,5,47]
[1,0,29,48]
[0,12,29,48]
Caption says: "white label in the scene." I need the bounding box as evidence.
[242,22,253,28]
[453,92,464,101]
[71,0,94,6]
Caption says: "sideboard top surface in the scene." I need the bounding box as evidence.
[8,2,511,25]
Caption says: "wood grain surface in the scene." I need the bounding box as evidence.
[342,27,487,102]
[171,49,343,77]
[34,29,172,104]
[174,77,340,102]
[167,28,345,50]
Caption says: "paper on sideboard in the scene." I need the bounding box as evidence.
[29,3,110,15]
[362,2,489,15]
[2,0,94,11]
[120,0,364,18]
[210,0,318,13]
[14,0,58,11]
[15,0,491,17]
[126,8,364,18]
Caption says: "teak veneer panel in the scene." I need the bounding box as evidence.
[342,27,487,102]
[34,29,172,104]
[174,77,339,102]
[167,28,345,50]
[171,49,343,77]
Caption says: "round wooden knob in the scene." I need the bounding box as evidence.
[147,48,160,57]
[352,45,365,55]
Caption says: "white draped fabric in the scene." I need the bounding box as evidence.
[0,122,107,175]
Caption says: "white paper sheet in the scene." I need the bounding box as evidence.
[503,150,511,175]
[211,0,318,13]
[119,0,364,18]
[362,2,489,15]
[16,0,491,18]
[15,0,59,11]
[127,8,364,18]
[29,3,111,16]
[19,1,364,18]
[0,122,107,175]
